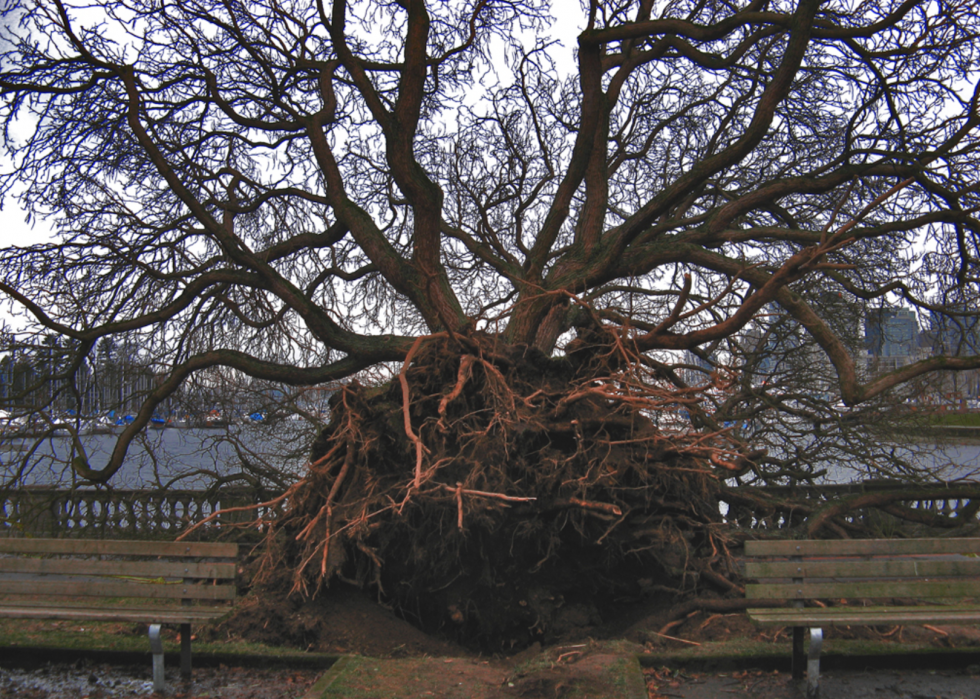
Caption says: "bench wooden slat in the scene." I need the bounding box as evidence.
[0,598,222,610]
[746,579,980,600]
[744,537,980,696]
[0,605,230,624]
[746,558,980,580]
[0,535,239,693]
[0,538,238,558]
[748,605,980,627]
[0,579,237,600]
[0,557,236,580]
[744,538,980,557]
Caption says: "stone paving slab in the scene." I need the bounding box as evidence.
[302,652,648,699]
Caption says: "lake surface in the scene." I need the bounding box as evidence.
[820,438,980,483]
[3,426,979,489]
[0,425,311,488]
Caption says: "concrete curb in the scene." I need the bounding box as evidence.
[638,649,980,673]
[0,645,341,671]
[621,654,650,699]
[301,656,359,699]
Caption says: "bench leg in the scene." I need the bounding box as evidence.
[807,627,823,699]
[148,624,165,693]
[792,627,805,680]
[180,623,192,680]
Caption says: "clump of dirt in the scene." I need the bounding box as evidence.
[251,331,752,652]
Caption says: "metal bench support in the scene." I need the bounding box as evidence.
[792,626,805,679]
[807,627,823,699]
[149,624,165,692]
[0,537,238,691]
[746,538,980,699]
[181,623,192,679]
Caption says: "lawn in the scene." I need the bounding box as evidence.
[929,412,980,427]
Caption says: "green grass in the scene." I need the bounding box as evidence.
[929,413,980,427]
[0,616,335,665]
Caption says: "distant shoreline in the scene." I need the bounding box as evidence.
[901,425,980,445]
[921,424,980,435]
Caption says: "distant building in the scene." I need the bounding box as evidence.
[924,308,980,401]
[742,294,863,389]
[684,349,716,386]
[865,308,919,371]
[927,309,980,357]
[750,312,802,382]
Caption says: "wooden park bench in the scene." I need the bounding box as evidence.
[744,538,980,698]
[0,537,238,691]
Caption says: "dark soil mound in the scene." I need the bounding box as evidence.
[202,581,464,657]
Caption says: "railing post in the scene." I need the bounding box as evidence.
[791,545,805,681]
[219,486,263,526]
[21,486,59,537]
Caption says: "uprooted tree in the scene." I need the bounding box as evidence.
[2,0,980,648]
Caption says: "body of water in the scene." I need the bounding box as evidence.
[0,425,310,488]
[814,439,980,484]
[3,425,980,490]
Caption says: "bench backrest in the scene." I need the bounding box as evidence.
[745,538,980,602]
[0,538,238,603]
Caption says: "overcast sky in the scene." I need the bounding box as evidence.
[0,4,582,253]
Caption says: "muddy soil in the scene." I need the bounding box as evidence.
[199,583,467,657]
[149,583,980,680]
[204,583,766,657]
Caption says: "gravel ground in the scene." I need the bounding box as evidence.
[0,659,322,698]
[645,666,980,699]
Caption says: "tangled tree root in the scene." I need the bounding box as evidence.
[254,332,754,651]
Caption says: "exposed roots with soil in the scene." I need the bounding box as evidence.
[251,332,755,651]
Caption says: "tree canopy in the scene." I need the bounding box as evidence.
[1,0,979,479]
[4,0,980,649]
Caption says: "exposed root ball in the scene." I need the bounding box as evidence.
[258,333,739,651]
